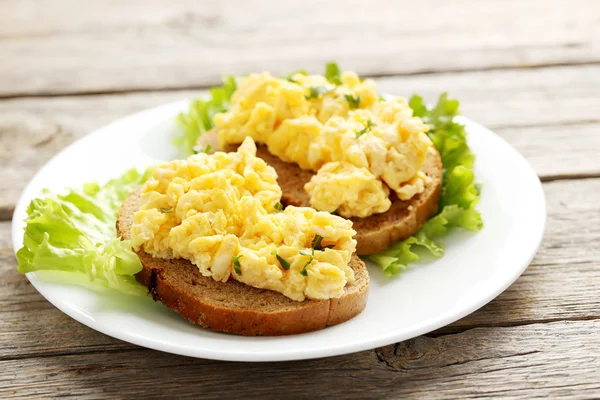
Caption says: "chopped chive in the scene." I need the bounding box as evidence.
[299,248,314,276]
[276,253,291,270]
[232,254,243,275]
[355,119,375,138]
[192,144,212,154]
[305,86,333,100]
[283,70,308,82]
[311,235,335,251]
[160,208,173,213]
[344,94,361,109]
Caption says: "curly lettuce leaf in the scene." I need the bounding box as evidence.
[367,93,483,276]
[174,76,237,157]
[16,168,150,295]
[325,62,342,86]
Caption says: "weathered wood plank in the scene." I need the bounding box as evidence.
[0,253,132,360]
[433,178,600,331]
[0,222,133,358]
[523,178,600,267]
[2,64,600,218]
[0,90,193,220]
[0,0,597,96]
[377,64,600,128]
[0,221,10,248]
[0,320,598,399]
[3,177,599,360]
[497,123,600,181]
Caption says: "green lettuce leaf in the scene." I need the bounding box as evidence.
[367,93,483,276]
[16,168,150,295]
[325,62,342,86]
[174,76,237,156]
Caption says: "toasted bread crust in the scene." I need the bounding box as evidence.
[117,191,369,336]
[204,131,443,255]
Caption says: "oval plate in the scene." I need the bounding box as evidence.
[11,100,546,362]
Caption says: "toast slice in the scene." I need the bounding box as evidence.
[198,130,443,254]
[117,191,369,336]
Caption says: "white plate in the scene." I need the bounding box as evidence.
[11,100,546,362]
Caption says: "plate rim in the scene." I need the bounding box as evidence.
[11,100,547,362]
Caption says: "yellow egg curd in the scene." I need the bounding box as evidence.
[213,70,433,218]
[130,137,357,301]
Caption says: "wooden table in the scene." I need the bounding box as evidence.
[2,1,599,398]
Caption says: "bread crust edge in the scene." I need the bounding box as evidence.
[116,191,369,336]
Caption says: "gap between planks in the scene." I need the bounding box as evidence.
[540,173,600,183]
[426,314,600,337]
[2,0,598,100]
[0,320,598,399]
[0,314,599,363]
[1,60,599,100]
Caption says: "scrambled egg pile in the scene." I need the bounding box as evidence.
[214,71,433,218]
[130,138,357,301]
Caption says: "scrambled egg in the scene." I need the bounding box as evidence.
[214,71,433,218]
[130,137,357,301]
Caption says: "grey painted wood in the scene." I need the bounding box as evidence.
[0,320,598,399]
[2,1,599,397]
[0,0,597,96]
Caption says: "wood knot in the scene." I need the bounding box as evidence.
[376,337,437,371]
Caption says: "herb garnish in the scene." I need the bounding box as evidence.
[355,119,375,138]
[160,208,173,213]
[305,86,333,100]
[232,254,243,275]
[283,70,308,83]
[192,144,212,154]
[275,253,291,270]
[274,202,284,211]
[311,235,335,251]
[299,248,314,276]
[344,94,361,109]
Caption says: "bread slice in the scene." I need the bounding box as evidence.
[117,191,369,336]
[199,130,443,255]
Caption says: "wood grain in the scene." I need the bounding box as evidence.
[1,2,599,396]
[0,0,598,96]
[2,64,600,219]
[0,221,130,359]
[0,320,598,399]
[0,221,11,248]
[3,177,599,360]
